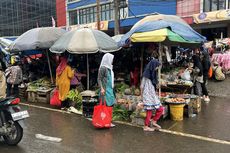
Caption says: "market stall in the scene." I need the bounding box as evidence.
[7,27,66,103]
[115,14,206,123]
[50,28,120,116]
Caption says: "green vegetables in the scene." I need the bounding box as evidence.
[114,83,129,93]
[27,77,51,91]
[67,89,83,110]
[112,105,130,121]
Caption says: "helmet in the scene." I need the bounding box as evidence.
[14,56,20,63]
[11,55,20,65]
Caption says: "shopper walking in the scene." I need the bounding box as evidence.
[5,56,23,97]
[98,53,116,127]
[141,58,163,132]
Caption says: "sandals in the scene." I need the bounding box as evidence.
[151,120,161,130]
[143,126,155,132]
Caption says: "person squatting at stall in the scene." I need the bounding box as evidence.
[98,53,116,127]
[5,56,23,97]
[140,58,163,132]
[56,57,75,110]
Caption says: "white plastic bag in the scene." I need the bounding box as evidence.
[181,69,191,81]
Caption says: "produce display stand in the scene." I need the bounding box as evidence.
[36,88,53,103]
[161,84,193,94]
[27,88,53,103]
[163,94,201,120]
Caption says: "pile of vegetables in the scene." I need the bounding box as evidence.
[112,105,130,121]
[27,77,51,91]
[114,83,129,93]
[66,89,82,110]
[114,83,141,96]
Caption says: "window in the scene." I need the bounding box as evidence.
[204,0,227,12]
[68,0,80,3]
[69,10,78,25]
[69,2,127,25]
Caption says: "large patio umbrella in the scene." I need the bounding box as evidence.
[0,37,13,55]
[8,27,66,84]
[119,14,206,47]
[131,14,189,30]
[9,27,66,51]
[112,34,124,43]
[50,28,120,89]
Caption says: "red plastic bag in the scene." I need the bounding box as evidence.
[92,99,112,128]
[50,89,61,107]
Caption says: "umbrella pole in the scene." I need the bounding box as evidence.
[158,43,162,98]
[46,50,54,84]
[140,45,144,79]
[87,54,89,90]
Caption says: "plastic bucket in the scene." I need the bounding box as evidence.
[169,104,185,121]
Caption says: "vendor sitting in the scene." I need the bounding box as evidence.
[70,69,86,89]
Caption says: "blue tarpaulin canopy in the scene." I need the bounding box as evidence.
[119,17,206,46]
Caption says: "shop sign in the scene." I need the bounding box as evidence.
[68,21,108,31]
[193,10,230,24]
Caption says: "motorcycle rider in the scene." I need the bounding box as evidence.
[5,56,23,97]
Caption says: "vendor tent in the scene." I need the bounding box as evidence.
[50,28,120,89]
[8,27,66,83]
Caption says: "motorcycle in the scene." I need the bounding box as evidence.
[0,97,29,145]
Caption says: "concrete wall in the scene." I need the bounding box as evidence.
[56,0,67,26]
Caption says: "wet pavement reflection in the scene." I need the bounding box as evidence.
[0,96,230,153]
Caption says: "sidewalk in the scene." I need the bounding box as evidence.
[207,76,230,98]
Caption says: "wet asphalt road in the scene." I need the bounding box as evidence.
[0,96,230,153]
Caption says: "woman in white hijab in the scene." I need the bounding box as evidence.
[98,53,116,127]
[98,53,115,106]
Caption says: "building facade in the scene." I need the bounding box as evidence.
[57,0,177,34]
[0,0,56,36]
[177,0,230,40]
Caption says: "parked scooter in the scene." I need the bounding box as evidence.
[0,97,29,145]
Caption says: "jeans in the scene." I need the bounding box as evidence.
[201,76,209,96]
[7,83,19,98]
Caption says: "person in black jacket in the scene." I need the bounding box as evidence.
[201,51,211,102]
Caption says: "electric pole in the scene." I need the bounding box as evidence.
[114,0,120,35]
[96,0,100,30]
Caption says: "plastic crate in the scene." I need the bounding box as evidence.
[27,91,37,102]
[191,97,201,114]
[36,89,52,103]
[82,97,98,118]
[19,87,27,99]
